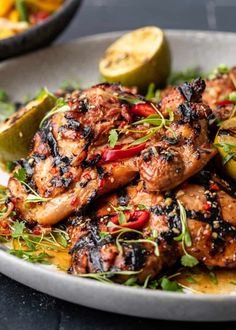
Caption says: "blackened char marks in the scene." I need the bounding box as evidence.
[178,78,205,102]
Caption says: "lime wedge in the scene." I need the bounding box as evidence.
[99,26,171,91]
[0,91,56,162]
[214,117,236,180]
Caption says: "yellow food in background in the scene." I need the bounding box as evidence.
[8,9,20,22]
[0,0,15,17]
[0,0,64,40]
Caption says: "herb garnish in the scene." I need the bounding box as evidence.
[174,201,198,267]
[208,64,229,80]
[214,142,236,165]
[40,98,70,127]
[108,104,175,148]
[117,96,145,105]
[60,80,80,91]
[145,83,161,102]
[13,168,49,203]
[0,221,69,265]
[168,67,204,85]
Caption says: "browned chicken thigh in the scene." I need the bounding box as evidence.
[8,80,216,225]
[68,171,236,282]
[203,66,236,121]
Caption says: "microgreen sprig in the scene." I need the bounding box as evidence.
[174,200,198,268]
[40,98,70,127]
[214,142,236,165]
[1,221,69,265]
[13,168,49,204]
[108,104,175,148]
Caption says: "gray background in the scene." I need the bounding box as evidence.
[1,0,236,329]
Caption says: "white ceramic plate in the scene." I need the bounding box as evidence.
[1,30,236,321]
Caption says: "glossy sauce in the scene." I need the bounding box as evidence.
[177,268,236,294]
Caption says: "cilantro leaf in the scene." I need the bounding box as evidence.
[117,96,145,105]
[145,83,156,100]
[208,271,218,285]
[11,221,25,238]
[118,212,126,225]
[13,168,27,182]
[108,129,118,147]
[181,254,198,267]
[160,277,183,292]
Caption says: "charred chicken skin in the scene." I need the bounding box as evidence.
[68,171,236,282]
[8,79,216,225]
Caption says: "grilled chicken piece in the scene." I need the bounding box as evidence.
[8,80,216,225]
[68,171,236,282]
[202,67,236,121]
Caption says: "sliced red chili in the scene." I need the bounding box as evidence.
[216,100,235,107]
[131,103,156,117]
[30,11,49,25]
[203,202,211,211]
[102,143,146,163]
[210,183,219,191]
[109,210,150,232]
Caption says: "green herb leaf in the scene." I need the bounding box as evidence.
[16,0,28,21]
[208,271,218,285]
[145,83,156,100]
[40,98,70,127]
[229,91,236,103]
[0,89,8,102]
[117,96,145,105]
[168,67,204,85]
[181,254,199,268]
[223,153,235,165]
[118,212,126,225]
[137,204,148,210]
[5,161,15,173]
[160,277,183,292]
[13,168,27,182]
[123,277,138,286]
[186,276,197,284]
[60,80,80,91]
[11,221,25,238]
[108,129,118,148]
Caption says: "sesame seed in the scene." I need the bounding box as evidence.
[212,232,218,239]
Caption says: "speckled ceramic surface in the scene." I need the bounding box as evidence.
[0,0,82,61]
[1,30,236,321]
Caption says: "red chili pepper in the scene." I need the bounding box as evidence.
[102,143,146,163]
[131,103,156,117]
[99,178,106,189]
[210,183,219,191]
[30,11,49,25]
[109,210,150,232]
[32,227,42,236]
[216,100,235,107]
[0,221,8,229]
[70,197,80,207]
[68,100,73,107]
[203,202,211,211]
